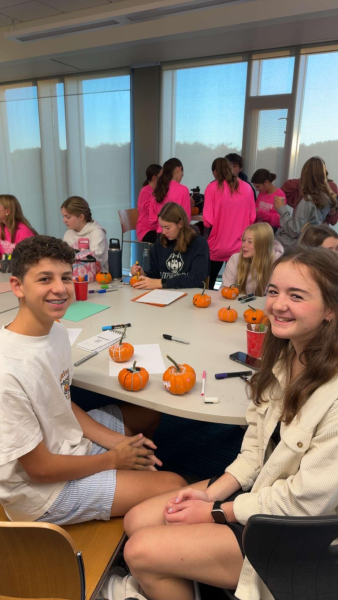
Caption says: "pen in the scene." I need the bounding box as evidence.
[240,296,257,304]
[88,289,117,294]
[163,334,190,345]
[238,293,254,301]
[102,323,131,330]
[201,370,206,396]
[74,350,98,366]
[215,370,253,380]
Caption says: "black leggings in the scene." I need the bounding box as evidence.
[142,230,158,244]
[209,260,224,290]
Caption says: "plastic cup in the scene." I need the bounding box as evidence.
[246,324,268,359]
[74,281,88,301]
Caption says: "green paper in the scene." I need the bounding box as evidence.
[63,301,110,322]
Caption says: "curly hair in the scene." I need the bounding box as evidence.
[12,235,76,279]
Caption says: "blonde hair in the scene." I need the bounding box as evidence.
[236,223,275,296]
[0,194,37,243]
[61,196,93,223]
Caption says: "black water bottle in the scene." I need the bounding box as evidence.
[108,238,122,280]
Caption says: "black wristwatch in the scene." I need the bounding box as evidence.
[211,501,228,525]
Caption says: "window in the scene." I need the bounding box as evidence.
[250,57,295,96]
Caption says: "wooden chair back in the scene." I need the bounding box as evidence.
[118,208,138,235]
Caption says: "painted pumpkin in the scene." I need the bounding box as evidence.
[191,206,199,215]
[221,285,239,300]
[243,305,265,324]
[109,327,134,363]
[218,306,238,322]
[118,361,149,391]
[130,261,140,287]
[193,282,211,308]
[96,272,112,284]
[163,355,196,395]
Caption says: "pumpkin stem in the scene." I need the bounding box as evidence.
[132,360,137,371]
[166,355,181,372]
[227,306,231,309]
[119,326,126,346]
[248,305,256,311]
[201,281,206,296]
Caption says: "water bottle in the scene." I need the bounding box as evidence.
[142,245,150,272]
[108,238,122,280]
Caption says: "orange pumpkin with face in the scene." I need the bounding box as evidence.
[96,272,112,284]
[221,285,239,300]
[193,283,211,308]
[118,361,149,391]
[218,306,238,322]
[163,355,196,395]
[243,305,265,324]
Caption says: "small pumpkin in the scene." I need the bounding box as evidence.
[261,314,270,326]
[193,282,211,308]
[96,271,112,284]
[118,360,149,391]
[130,261,140,287]
[243,305,265,324]
[221,285,239,300]
[109,327,134,363]
[163,355,196,395]
[191,206,199,215]
[218,306,238,322]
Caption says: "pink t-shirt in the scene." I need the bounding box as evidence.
[0,222,35,254]
[256,188,286,228]
[203,179,256,261]
[149,180,192,233]
[136,185,157,241]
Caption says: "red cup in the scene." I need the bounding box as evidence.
[246,324,268,359]
[74,281,88,301]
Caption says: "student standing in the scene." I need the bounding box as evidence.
[298,223,338,252]
[0,194,36,254]
[251,169,286,229]
[124,246,338,600]
[61,196,109,271]
[136,164,162,244]
[149,158,191,232]
[204,157,256,290]
[274,157,338,249]
[131,202,209,289]
[225,153,256,200]
[222,223,284,295]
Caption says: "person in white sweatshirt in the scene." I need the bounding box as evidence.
[222,222,284,296]
[61,196,109,271]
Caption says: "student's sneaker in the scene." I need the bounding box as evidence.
[98,568,148,600]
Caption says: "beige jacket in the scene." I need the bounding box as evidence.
[226,362,338,600]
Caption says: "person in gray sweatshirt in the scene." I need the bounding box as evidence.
[274,157,338,249]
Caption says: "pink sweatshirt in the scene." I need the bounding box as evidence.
[256,188,286,228]
[203,179,256,261]
[0,222,35,254]
[136,185,157,241]
[149,179,192,233]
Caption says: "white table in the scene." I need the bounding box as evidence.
[0,275,266,425]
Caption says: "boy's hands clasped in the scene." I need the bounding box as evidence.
[109,434,163,471]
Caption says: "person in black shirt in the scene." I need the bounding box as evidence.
[130,202,209,289]
[225,153,256,201]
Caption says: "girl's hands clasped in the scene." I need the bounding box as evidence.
[111,433,163,471]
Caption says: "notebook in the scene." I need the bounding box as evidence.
[132,290,187,307]
[76,329,122,352]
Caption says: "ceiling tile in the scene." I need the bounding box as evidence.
[43,0,111,12]
[0,0,32,7]
[0,13,20,24]
[0,1,62,21]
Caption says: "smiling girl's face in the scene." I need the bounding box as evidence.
[265,261,333,353]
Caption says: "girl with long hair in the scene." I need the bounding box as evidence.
[61,196,109,271]
[148,158,191,232]
[130,202,209,289]
[123,246,338,600]
[0,195,36,254]
[222,222,284,296]
[274,156,338,248]
[204,157,256,290]
[251,168,286,229]
[136,164,162,244]
[299,223,338,252]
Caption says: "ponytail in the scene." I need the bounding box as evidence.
[154,158,183,204]
[212,158,239,194]
[142,163,162,188]
[251,169,276,184]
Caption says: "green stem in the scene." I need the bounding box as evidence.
[166,355,181,372]
[119,326,126,346]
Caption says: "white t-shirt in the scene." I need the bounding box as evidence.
[0,323,91,521]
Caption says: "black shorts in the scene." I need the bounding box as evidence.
[208,475,245,557]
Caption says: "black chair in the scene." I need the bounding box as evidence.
[240,514,338,599]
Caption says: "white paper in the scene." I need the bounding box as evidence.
[135,290,185,305]
[109,344,166,376]
[77,329,121,352]
[67,328,82,346]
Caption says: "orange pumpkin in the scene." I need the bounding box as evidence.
[109,327,134,363]
[261,314,270,326]
[193,282,211,308]
[221,285,239,300]
[130,261,140,287]
[163,355,196,395]
[191,206,199,215]
[244,305,266,324]
[218,306,238,322]
[96,272,112,284]
[118,361,149,391]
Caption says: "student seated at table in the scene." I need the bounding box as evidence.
[274,156,338,249]
[136,163,162,244]
[61,196,109,271]
[149,158,191,232]
[222,222,284,295]
[225,153,256,200]
[130,202,209,290]
[0,236,184,525]
[251,169,286,230]
[0,194,37,255]
[123,246,338,600]
[298,223,338,252]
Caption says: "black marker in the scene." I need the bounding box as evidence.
[215,371,253,380]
